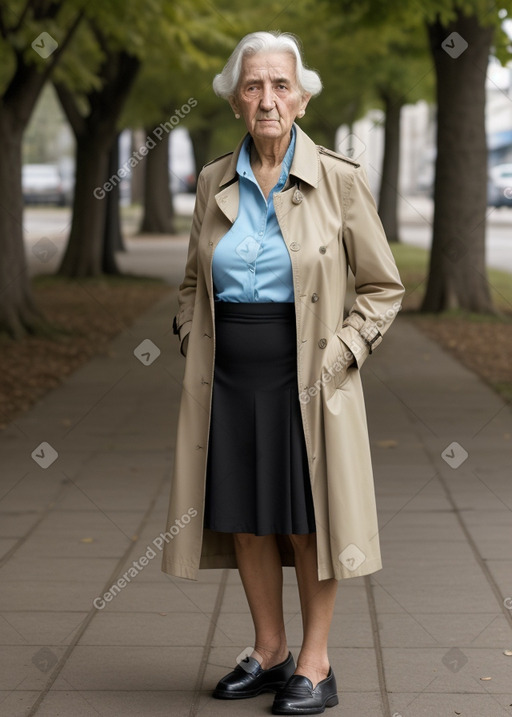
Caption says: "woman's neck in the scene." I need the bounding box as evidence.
[250,134,291,171]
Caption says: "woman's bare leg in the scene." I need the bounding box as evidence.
[234,533,289,669]
[289,533,338,687]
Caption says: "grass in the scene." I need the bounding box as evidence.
[390,242,512,401]
[391,242,512,315]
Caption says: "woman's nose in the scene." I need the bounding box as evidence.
[259,85,275,110]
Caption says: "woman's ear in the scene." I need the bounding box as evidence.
[228,96,240,119]
[300,92,312,116]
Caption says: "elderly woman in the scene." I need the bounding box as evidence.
[161,31,404,715]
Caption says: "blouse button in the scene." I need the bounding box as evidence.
[290,242,301,251]
[311,293,319,303]
[318,338,327,349]
[319,246,327,254]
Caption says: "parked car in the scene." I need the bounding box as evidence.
[488,163,512,208]
[22,164,66,206]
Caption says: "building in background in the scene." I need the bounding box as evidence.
[336,59,512,201]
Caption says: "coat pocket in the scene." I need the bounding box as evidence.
[321,335,355,396]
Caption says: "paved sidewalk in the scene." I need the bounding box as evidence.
[1,292,512,717]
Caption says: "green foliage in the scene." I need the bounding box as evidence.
[0,1,84,94]
[121,0,239,129]
[48,0,240,134]
[328,0,512,25]
[327,0,512,46]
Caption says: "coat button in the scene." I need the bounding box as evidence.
[292,189,303,204]
[319,246,327,254]
[318,338,327,349]
[290,242,301,251]
[311,293,319,302]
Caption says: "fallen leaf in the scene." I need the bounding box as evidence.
[0,281,170,427]
[375,439,398,449]
[80,537,94,543]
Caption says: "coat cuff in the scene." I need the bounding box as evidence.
[337,313,383,368]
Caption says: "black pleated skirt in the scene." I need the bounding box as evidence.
[204,302,316,535]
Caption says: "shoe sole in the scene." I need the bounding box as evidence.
[272,694,339,714]
[213,681,288,700]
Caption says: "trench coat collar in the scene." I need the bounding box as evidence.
[218,123,319,190]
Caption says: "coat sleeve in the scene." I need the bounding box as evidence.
[338,164,405,368]
[173,171,208,356]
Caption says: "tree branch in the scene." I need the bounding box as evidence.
[93,51,141,141]
[2,5,84,119]
[90,21,110,58]
[30,0,61,22]
[36,7,85,87]
[54,82,86,137]
[12,0,39,33]
[0,6,8,39]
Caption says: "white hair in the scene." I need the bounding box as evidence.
[213,31,322,99]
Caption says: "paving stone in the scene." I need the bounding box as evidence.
[52,646,203,691]
[80,612,211,646]
[383,646,512,694]
[1,289,512,716]
[388,691,512,717]
[35,690,196,717]
[0,612,87,646]
[0,691,40,717]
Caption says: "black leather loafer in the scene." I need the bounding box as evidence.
[212,651,295,700]
[272,668,338,714]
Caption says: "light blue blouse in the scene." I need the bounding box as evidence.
[212,127,296,302]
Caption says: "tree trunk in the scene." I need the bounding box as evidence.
[0,115,40,337]
[378,92,402,243]
[58,137,110,277]
[139,127,175,234]
[422,11,494,313]
[129,129,146,204]
[102,133,124,274]
[55,51,140,277]
[0,7,84,336]
[189,125,214,180]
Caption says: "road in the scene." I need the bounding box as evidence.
[23,194,512,281]
[399,195,512,272]
[23,195,195,284]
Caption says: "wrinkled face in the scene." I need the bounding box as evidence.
[231,51,310,143]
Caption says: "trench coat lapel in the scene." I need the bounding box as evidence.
[214,134,244,223]
[289,125,320,189]
[214,124,319,225]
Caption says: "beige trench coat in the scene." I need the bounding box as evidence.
[161,124,404,581]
